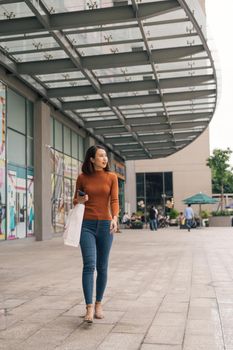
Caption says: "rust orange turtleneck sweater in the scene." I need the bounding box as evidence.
[74,170,119,220]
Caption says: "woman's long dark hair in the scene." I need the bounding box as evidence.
[82,145,110,175]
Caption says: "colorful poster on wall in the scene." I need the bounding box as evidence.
[7,167,27,239]
[64,155,72,178]
[64,177,72,222]
[27,174,34,236]
[71,158,78,179]
[54,151,63,176]
[53,175,64,232]
[7,170,17,239]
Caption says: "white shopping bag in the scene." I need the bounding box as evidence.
[63,204,85,247]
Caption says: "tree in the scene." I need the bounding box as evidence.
[207,148,233,211]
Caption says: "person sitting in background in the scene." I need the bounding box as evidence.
[130,212,137,224]
[149,205,158,231]
[122,212,130,228]
[178,212,185,226]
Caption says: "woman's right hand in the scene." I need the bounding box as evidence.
[73,194,88,206]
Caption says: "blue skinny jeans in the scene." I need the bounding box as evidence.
[149,219,157,230]
[80,220,113,305]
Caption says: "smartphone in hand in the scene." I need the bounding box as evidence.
[78,190,86,197]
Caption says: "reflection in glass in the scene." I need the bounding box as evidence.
[54,119,63,152]
[8,129,26,166]
[7,89,26,134]
[136,172,173,218]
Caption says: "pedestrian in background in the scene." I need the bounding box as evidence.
[184,204,194,232]
[73,145,119,323]
[149,205,158,231]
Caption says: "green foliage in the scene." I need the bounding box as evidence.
[131,221,143,229]
[207,148,233,210]
[200,210,210,219]
[169,208,179,219]
[211,210,233,216]
[136,211,144,217]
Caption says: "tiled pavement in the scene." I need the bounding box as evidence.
[1,226,233,350]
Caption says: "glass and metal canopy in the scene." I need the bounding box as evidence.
[0,0,218,160]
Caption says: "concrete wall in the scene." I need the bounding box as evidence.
[125,129,212,214]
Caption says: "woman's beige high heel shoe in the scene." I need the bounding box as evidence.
[84,304,94,323]
[94,301,104,319]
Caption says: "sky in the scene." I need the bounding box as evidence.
[205,0,233,165]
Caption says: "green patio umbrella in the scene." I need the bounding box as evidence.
[183,192,218,216]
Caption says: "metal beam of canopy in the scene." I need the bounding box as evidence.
[0,0,219,161]
[22,0,151,159]
[94,123,171,135]
[0,1,180,35]
[62,90,215,110]
[17,45,204,75]
[47,75,214,98]
[85,116,167,128]
[107,133,173,143]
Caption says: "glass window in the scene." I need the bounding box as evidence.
[7,89,26,134]
[146,173,163,207]
[8,129,26,166]
[136,173,144,198]
[27,137,34,167]
[165,172,173,198]
[72,131,78,159]
[0,82,6,240]
[78,136,84,161]
[27,100,34,137]
[64,126,71,155]
[50,117,54,148]
[54,119,63,151]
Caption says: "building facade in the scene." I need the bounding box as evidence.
[0,0,219,240]
[0,73,125,241]
[125,128,212,216]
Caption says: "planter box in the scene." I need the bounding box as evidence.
[209,216,233,227]
[131,221,143,229]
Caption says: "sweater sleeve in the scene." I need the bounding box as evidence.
[110,174,119,218]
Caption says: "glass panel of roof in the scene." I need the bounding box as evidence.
[0,36,58,53]
[36,72,85,81]
[0,3,33,19]
[47,81,90,88]
[80,111,114,117]
[75,106,111,113]
[62,95,101,102]
[109,91,156,98]
[12,50,68,62]
[43,0,115,13]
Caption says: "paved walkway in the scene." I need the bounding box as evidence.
[1,227,233,350]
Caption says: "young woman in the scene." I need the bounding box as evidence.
[73,145,119,323]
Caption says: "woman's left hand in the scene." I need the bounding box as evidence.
[110,218,118,234]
